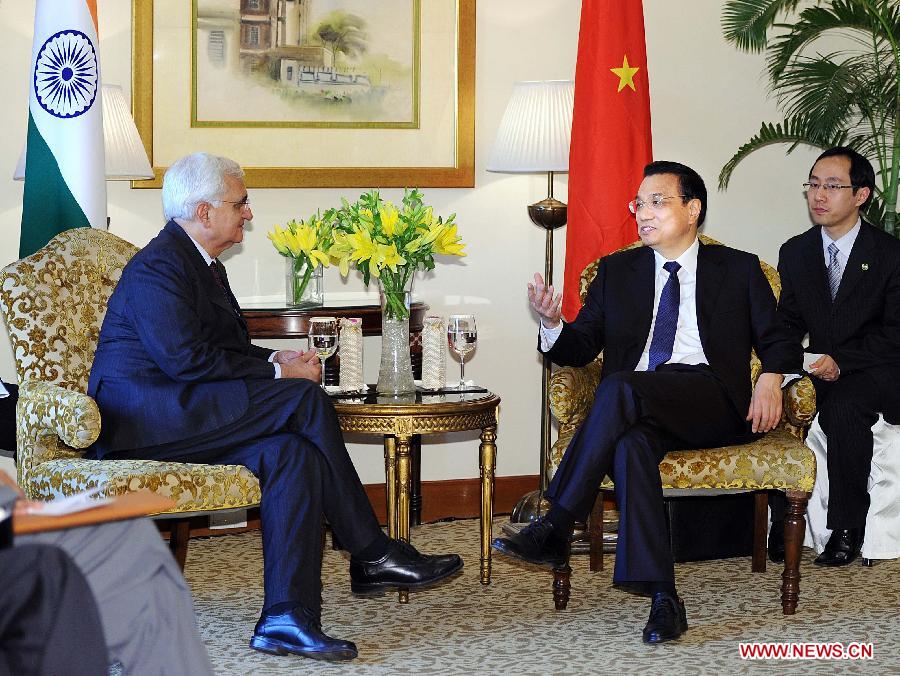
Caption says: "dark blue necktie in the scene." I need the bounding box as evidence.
[647,261,681,371]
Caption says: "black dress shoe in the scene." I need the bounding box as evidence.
[349,539,463,594]
[642,592,688,644]
[768,519,785,564]
[814,527,864,567]
[250,605,358,661]
[490,516,568,568]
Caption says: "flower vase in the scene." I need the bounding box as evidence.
[376,275,416,395]
[286,257,324,308]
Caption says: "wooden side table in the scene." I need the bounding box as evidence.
[242,299,430,523]
[332,389,500,603]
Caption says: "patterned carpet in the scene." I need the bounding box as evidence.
[184,519,896,675]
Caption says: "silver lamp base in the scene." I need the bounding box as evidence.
[509,489,552,523]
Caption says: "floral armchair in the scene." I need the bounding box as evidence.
[547,235,817,614]
[0,229,260,568]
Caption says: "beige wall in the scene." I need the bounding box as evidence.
[0,1,819,484]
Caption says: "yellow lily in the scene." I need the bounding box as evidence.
[267,225,291,256]
[433,223,466,256]
[346,227,378,264]
[379,203,400,237]
[371,242,406,276]
[329,230,355,276]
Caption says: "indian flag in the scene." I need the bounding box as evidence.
[19,0,106,258]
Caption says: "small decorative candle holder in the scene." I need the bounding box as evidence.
[338,317,364,392]
[421,315,446,390]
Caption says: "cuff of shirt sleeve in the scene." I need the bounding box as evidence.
[538,320,564,352]
[272,362,282,379]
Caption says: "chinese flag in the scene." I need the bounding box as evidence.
[562,0,653,320]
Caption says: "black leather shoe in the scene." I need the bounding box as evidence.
[249,605,358,661]
[349,539,463,594]
[490,516,568,568]
[642,592,688,644]
[768,519,785,564]
[814,528,864,567]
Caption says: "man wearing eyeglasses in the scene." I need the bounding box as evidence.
[87,152,463,662]
[768,147,900,567]
[493,161,798,644]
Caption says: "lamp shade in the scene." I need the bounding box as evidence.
[14,84,153,181]
[486,80,574,173]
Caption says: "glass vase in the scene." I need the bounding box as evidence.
[285,257,324,308]
[376,273,416,395]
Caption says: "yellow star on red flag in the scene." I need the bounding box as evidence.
[610,55,640,92]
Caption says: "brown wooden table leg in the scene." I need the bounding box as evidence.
[396,435,412,603]
[479,424,497,585]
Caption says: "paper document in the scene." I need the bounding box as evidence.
[803,352,825,373]
[22,485,112,516]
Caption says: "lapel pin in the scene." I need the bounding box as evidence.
[862,263,869,271]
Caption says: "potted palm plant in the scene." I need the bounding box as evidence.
[719,0,899,235]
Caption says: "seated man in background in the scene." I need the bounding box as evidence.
[492,161,798,644]
[86,152,462,662]
[769,147,900,566]
[1,471,214,675]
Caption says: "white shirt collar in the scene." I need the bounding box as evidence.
[652,236,700,277]
[178,224,215,266]
[821,218,861,257]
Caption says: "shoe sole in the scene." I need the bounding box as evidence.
[351,559,464,596]
[490,539,565,569]
[642,622,689,645]
[249,636,357,661]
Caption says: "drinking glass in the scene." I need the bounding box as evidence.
[447,314,477,389]
[308,317,338,389]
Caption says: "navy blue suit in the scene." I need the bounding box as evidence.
[544,242,798,588]
[88,221,381,614]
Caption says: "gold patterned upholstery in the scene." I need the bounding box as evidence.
[546,235,817,615]
[0,229,261,520]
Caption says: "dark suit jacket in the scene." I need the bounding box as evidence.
[545,242,798,418]
[88,221,276,455]
[776,222,900,422]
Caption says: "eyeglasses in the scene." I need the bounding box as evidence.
[802,182,857,194]
[628,195,687,214]
[217,198,251,210]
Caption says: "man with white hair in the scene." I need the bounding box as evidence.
[87,152,463,662]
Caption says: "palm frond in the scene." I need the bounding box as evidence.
[722,0,803,52]
[718,118,849,190]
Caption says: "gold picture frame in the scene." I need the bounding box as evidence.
[131,0,475,188]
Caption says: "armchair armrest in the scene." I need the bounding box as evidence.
[784,375,816,427]
[549,360,603,431]
[16,380,101,489]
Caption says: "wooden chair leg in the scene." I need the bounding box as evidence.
[752,491,767,573]
[589,491,605,572]
[553,539,572,611]
[781,491,809,615]
[169,519,190,571]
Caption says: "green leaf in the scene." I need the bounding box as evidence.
[722,0,803,52]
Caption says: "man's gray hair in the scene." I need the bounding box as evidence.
[162,152,245,221]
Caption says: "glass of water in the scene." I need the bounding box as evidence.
[308,316,338,389]
[447,314,477,389]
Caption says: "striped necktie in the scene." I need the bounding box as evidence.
[826,242,842,300]
[648,261,681,371]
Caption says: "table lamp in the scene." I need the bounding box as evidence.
[486,79,574,522]
[14,84,153,182]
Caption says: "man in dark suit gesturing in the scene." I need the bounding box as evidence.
[492,161,798,643]
[769,147,900,567]
[87,153,462,662]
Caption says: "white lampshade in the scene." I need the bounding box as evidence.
[486,80,574,173]
[14,84,153,181]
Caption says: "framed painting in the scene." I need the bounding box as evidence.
[131,0,475,188]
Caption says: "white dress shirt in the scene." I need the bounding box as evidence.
[821,217,861,285]
[540,238,710,371]
[180,225,281,378]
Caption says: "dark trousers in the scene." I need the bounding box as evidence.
[0,544,109,676]
[546,365,748,588]
[0,382,17,459]
[107,378,382,615]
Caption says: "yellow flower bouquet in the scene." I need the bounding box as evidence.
[328,188,466,320]
[267,215,332,307]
